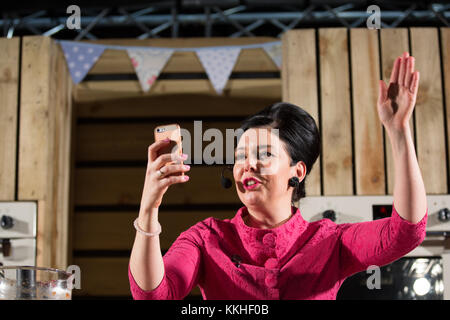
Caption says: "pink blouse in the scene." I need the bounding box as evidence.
[128,204,427,300]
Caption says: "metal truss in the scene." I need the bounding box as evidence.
[1,2,450,39]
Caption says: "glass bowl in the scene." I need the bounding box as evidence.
[0,266,74,300]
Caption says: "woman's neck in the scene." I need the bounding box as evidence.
[243,203,293,229]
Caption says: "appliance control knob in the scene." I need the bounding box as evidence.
[322,210,336,222]
[438,208,450,222]
[0,215,14,229]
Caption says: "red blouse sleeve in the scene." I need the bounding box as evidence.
[128,220,208,300]
[338,203,428,279]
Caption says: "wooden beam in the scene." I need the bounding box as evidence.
[281,29,321,197]
[76,95,278,119]
[74,78,281,102]
[0,38,20,201]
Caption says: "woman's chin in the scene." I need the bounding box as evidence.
[242,193,264,206]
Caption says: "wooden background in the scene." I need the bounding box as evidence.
[0,27,449,299]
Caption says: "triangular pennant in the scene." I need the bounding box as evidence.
[262,42,282,69]
[196,48,241,95]
[127,48,174,92]
[60,41,105,84]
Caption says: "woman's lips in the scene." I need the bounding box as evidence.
[242,178,261,190]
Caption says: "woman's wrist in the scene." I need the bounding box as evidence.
[138,207,160,233]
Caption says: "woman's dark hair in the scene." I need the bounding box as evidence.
[238,102,321,203]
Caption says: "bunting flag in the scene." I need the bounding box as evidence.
[262,42,282,69]
[58,40,281,94]
[127,48,174,92]
[59,41,105,84]
[195,48,241,95]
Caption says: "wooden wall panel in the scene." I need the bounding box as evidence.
[75,166,239,206]
[350,29,385,195]
[73,210,234,251]
[380,29,414,195]
[19,36,73,269]
[410,28,447,194]
[0,38,20,201]
[73,257,200,297]
[441,28,450,193]
[319,28,353,195]
[76,121,242,163]
[281,29,321,197]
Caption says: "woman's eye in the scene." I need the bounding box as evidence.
[235,154,245,161]
[259,152,272,159]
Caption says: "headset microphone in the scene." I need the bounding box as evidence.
[221,166,233,189]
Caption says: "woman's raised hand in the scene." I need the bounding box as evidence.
[377,51,420,132]
[140,139,190,212]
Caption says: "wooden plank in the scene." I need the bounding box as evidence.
[72,257,201,297]
[76,95,278,119]
[76,121,243,162]
[75,166,240,206]
[19,37,53,268]
[319,28,353,195]
[380,29,414,195]
[19,36,52,200]
[281,29,321,197]
[73,78,281,102]
[19,36,73,269]
[410,28,447,194]
[350,29,385,195]
[73,210,234,251]
[0,38,20,200]
[52,41,74,268]
[441,27,450,193]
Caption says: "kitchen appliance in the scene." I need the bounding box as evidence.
[0,201,74,300]
[300,195,450,300]
[0,202,37,267]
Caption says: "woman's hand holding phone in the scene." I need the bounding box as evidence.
[140,138,190,212]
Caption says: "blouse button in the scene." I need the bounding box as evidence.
[262,233,276,247]
[265,274,278,288]
[264,258,278,269]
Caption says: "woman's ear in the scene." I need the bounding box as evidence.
[295,161,307,182]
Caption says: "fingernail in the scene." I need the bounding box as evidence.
[182,154,188,159]
[184,165,190,170]
[184,175,189,181]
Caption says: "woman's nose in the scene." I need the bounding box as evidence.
[244,154,258,171]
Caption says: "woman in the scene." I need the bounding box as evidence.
[128,52,427,300]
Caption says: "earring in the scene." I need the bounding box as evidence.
[288,177,300,188]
